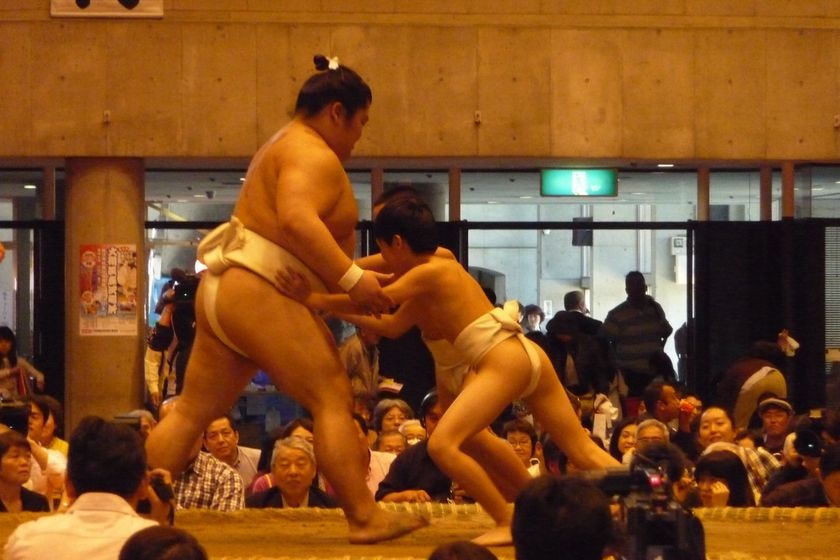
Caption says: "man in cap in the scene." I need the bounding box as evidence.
[757,396,794,456]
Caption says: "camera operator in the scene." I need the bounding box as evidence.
[145,268,201,407]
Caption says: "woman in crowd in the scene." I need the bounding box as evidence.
[608,417,638,462]
[372,398,414,434]
[0,430,49,512]
[0,327,45,400]
[695,449,755,507]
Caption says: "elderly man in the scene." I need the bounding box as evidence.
[203,414,261,490]
[246,437,336,509]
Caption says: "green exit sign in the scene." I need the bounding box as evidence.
[540,169,618,197]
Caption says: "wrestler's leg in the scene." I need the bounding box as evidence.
[523,347,618,470]
[203,268,426,543]
[427,338,532,546]
[146,281,259,476]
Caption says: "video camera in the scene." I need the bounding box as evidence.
[586,461,706,560]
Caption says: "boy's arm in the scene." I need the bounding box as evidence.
[335,303,417,339]
[356,247,456,273]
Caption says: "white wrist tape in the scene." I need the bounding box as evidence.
[338,263,364,292]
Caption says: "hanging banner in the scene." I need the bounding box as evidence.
[51,0,163,18]
[79,244,138,336]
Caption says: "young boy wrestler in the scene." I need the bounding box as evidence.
[278,196,619,545]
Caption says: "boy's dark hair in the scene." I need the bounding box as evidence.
[513,476,615,560]
[119,525,208,560]
[373,185,421,208]
[295,55,372,119]
[429,540,498,560]
[373,196,438,254]
[67,416,146,499]
[0,430,30,459]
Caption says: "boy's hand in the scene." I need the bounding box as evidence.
[276,267,313,304]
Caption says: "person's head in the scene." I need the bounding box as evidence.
[757,397,793,438]
[563,290,587,313]
[635,419,670,452]
[609,417,638,461]
[373,398,414,432]
[119,525,208,560]
[642,379,681,423]
[203,414,240,466]
[0,326,17,362]
[67,416,146,500]
[295,55,371,161]
[398,419,427,445]
[503,419,538,467]
[28,395,63,443]
[428,540,498,560]
[280,417,315,445]
[512,476,615,560]
[819,442,840,506]
[0,430,31,487]
[698,407,737,449]
[375,429,406,455]
[521,305,545,332]
[694,449,754,506]
[420,390,444,437]
[373,196,438,261]
[120,409,157,441]
[793,429,823,475]
[271,437,317,506]
[624,270,647,299]
[539,435,568,476]
[544,311,580,343]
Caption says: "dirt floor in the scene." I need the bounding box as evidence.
[1,505,839,559]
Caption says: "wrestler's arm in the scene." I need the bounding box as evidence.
[335,303,417,339]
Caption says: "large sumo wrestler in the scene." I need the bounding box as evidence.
[146,55,426,544]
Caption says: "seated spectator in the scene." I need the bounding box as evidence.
[512,476,616,560]
[0,430,49,512]
[761,441,840,506]
[755,396,794,457]
[761,429,822,498]
[251,417,316,495]
[119,525,207,560]
[429,540,498,560]
[372,398,414,437]
[697,406,780,501]
[639,379,696,458]
[399,419,426,446]
[623,419,669,464]
[352,414,396,496]
[159,398,244,512]
[119,410,157,442]
[246,437,337,509]
[539,435,567,477]
[608,417,637,462]
[25,398,66,504]
[4,416,171,559]
[502,419,541,477]
[29,395,68,456]
[203,414,261,490]
[695,449,755,507]
[339,325,381,403]
[375,429,407,455]
[376,390,451,503]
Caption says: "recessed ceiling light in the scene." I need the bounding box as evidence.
[657,163,674,168]
[519,195,532,199]
[631,192,645,195]
[193,194,205,198]
[239,177,245,182]
[487,201,498,204]
[23,184,36,190]
[814,187,825,191]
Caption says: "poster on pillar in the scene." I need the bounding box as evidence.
[51,0,163,18]
[79,244,138,336]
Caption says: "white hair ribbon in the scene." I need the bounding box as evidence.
[327,56,340,70]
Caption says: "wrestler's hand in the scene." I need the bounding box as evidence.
[276,268,313,304]
[348,270,394,315]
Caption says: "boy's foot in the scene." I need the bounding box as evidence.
[348,509,429,544]
[472,525,513,547]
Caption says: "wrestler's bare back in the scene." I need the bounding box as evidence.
[232,119,359,281]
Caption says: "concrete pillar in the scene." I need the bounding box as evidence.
[697,167,710,221]
[65,158,145,429]
[759,165,773,221]
[782,162,795,219]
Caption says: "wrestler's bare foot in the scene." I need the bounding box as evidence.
[347,508,429,544]
[471,525,512,547]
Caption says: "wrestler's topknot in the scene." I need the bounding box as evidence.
[296,55,370,118]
